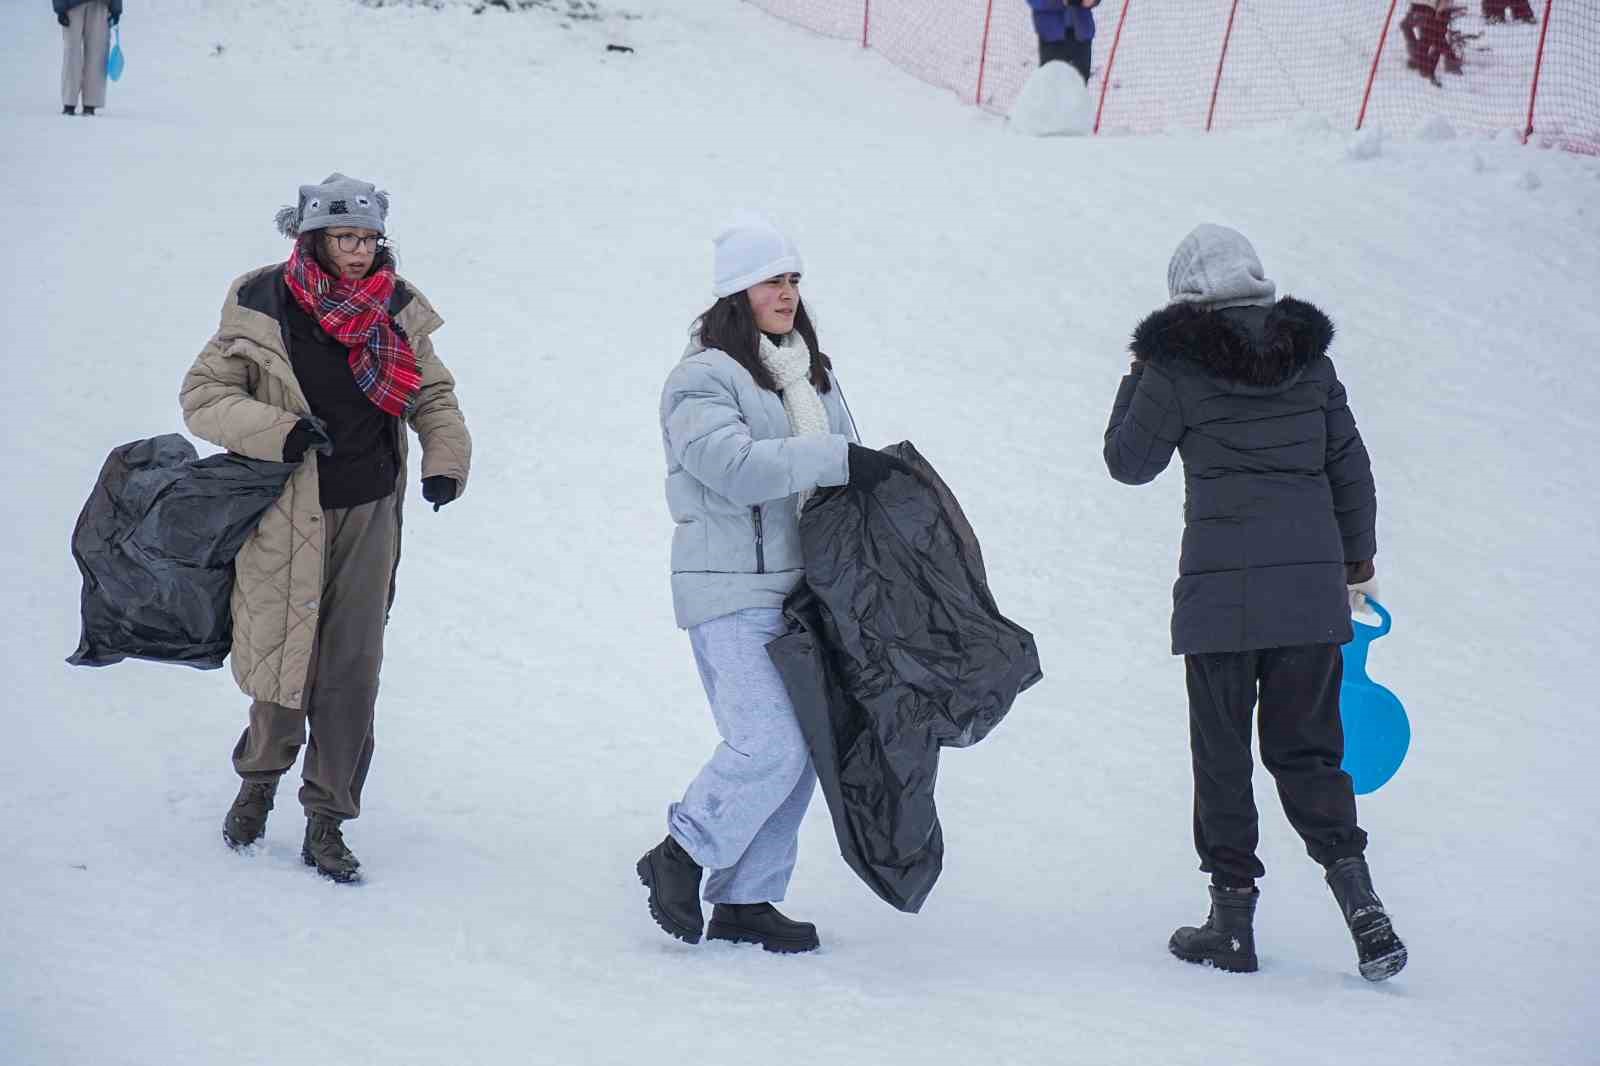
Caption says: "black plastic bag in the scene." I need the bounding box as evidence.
[767,442,1041,912]
[67,434,296,669]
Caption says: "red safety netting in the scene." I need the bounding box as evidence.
[742,0,1600,151]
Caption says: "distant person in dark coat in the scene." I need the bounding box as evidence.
[1482,0,1536,23]
[1102,224,1407,983]
[1026,0,1097,84]
[55,0,122,116]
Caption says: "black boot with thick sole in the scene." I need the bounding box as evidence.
[302,815,362,884]
[222,779,278,849]
[636,835,704,944]
[1170,885,1260,973]
[707,903,820,954]
[1326,856,1407,981]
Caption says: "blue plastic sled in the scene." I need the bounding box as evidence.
[107,27,124,82]
[1340,598,1410,794]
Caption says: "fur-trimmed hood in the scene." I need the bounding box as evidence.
[1130,297,1335,391]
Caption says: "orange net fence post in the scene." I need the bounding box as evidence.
[851,0,996,107]
[1207,0,1243,133]
[1359,1,1404,130]
[741,0,1600,151]
[1524,0,1600,152]
[977,0,998,106]
[1094,1,1132,134]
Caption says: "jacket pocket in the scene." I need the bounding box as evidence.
[751,506,765,574]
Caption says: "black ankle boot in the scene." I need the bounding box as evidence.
[636,835,704,944]
[301,815,361,884]
[1325,856,1407,981]
[222,778,278,849]
[1170,885,1259,973]
[708,903,820,954]
[63,105,77,116]
[82,106,97,116]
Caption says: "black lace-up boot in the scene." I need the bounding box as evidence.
[1326,856,1407,981]
[222,779,278,849]
[1169,885,1259,973]
[302,815,361,884]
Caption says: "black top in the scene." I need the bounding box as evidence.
[1103,297,1376,655]
[284,297,399,511]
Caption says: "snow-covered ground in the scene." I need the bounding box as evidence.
[3,2,1599,1064]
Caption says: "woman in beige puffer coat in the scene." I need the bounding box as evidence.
[180,174,470,882]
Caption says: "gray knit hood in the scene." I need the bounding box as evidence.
[1166,224,1277,310]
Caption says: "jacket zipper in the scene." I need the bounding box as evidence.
[752,506,766,574]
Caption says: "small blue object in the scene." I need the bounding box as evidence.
[107,27,124,82]
[1340,598,1410,794]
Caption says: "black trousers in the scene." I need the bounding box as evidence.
[1039,37,1091,84]
[1185,644,1367,886]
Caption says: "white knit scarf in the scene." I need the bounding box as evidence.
[757,331,829,509]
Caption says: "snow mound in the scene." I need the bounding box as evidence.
[1419,114,1457,142]
[1009,61,1094,137]
[1346,124,1384,160]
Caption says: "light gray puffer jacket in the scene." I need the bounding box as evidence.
[661,340,858,628]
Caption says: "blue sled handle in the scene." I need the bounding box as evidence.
[1352,595,1391,640]
[106,27,124,82]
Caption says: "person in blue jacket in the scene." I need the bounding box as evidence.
[1027,0,1097,84]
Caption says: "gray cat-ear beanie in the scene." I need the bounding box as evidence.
[1167,224,1277,309]
[274,173,389,238]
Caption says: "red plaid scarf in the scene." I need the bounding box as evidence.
[283,240,421,417]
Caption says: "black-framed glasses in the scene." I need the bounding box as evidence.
[326,233,386,253]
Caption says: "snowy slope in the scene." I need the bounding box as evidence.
[3,2,1599,1064]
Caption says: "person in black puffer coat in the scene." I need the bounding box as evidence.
[1103,224,1406,982]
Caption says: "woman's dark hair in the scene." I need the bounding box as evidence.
[694,292,833,394]
[297,230,397,279]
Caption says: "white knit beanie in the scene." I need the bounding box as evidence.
[712,217,804,298]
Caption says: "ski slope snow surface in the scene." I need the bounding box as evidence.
[2,2,1598,1064]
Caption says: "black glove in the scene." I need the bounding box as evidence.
[847,444,908,493]
[282,418,332,464]
[109,13,120,26]
[58,12,70,26]
[422,476,458,512]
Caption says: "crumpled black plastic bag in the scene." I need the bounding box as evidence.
[768,442,1042,912]
[67,434,296,669]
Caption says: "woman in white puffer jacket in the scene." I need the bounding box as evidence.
[636,219,896,955]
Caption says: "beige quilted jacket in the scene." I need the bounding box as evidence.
[180,265,471,709]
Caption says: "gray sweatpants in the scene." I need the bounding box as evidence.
[61,1,111,110]
[668,608,817,904]
[232,498,397,822]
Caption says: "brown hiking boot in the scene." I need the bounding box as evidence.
[302,815,362,883]
[222,779,278,849]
